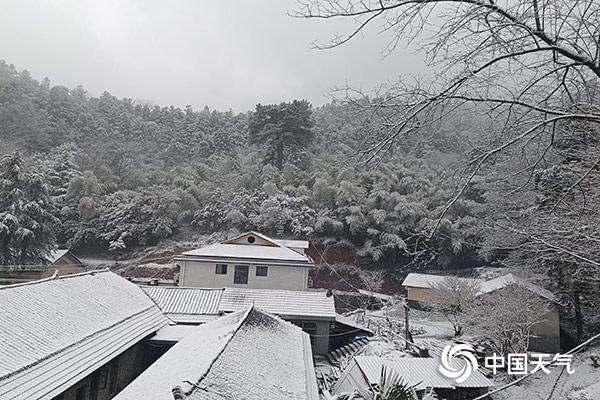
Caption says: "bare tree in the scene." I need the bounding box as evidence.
[294,0,600,238]
[468,284,550,356]
[429,276,480,337]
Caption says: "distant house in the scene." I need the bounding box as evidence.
[44,249,84,276]
[175,231,314,291]
[142,285,372,355]
[0,270,168,400]
[334,355,493,400]
[401,273,481,306]
[0,248,83,285]
[401,272,561,352]
[114,307,319,400]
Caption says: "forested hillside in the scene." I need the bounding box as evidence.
[0,60,486,270]
[2,57,600,335]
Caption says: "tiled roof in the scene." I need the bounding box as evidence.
[220,287,337,320]
[274,239,310,249]
[0,271,168,400]
[142,286,223,322]
[401,273,482,289]
[179,243,312,264]
[350,356,493,391]
[115,308,319,400]
[477,273,558,302]
[143,286,337,321]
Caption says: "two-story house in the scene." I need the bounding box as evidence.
[175,232,314,291]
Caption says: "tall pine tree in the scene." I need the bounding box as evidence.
[0,152,57,265]
[249,100,314,170]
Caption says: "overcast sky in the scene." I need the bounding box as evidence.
[0,0,427,112]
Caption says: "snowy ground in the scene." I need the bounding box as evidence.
[493,348,600,400]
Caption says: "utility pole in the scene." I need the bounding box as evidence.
[404,303,413,349]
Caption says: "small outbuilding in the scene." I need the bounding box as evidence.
[334,356,493,400]
[401,272,562,352]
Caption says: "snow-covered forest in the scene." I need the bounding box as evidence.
[0,59,485,269]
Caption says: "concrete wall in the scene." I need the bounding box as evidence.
[289,319,331,355]
[406,286,437,305]
[530,306,561,352]
[333,359,368,394]
[181,260,310,291]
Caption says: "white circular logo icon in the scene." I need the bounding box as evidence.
[438,344,479,383]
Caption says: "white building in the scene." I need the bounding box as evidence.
[176,232,314,291]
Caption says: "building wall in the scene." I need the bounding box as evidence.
[289,319,331,355]
[530,306,561,352]
[405,286,436,304]
[54,341,147,400]
[181,260,309,291]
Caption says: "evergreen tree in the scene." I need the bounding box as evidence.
[249,100,314,170]
[0,152,57,265]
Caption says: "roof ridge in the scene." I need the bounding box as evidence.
[0,268,110,290]
[146,286,225,291]
[181,307,254,395]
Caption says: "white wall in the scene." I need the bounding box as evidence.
[180,260,310,291]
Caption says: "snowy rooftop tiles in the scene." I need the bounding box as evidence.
[0,270,168,400]
[175,231,313,266]
[114,308,319,400]
[142,286,337,321]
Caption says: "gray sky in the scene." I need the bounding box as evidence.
[0,0,427,112]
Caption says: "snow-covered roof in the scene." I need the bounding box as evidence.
[403,272,559,303]
[478,273,518,294]
[346,356,493,391]
[478,273,558,302]
[179,243,313,264]
[114,308,319,400]
[142,286,224,323]
[275,239,310,249]
[47,249,69,263]
[401,273,481,289]
[220,287,337,320]
[177,231,313,265]
[143,286,337,321]
[0,271,168,400]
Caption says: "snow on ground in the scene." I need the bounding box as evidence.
[494,348,600,400]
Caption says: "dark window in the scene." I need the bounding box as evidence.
[108,358,119,394]
[75,385,87,400]
[234,265,249,284]
[256,266,268,277]
[215,264,228,275]
[97,368,109,390]
[247,236,256,243]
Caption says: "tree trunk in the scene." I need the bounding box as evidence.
[574,289,583,343]
[276,140,284,170]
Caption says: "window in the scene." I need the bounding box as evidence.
[75,385,87,400]
[256,266,268,277]
[234,265,249,284]
[247,236,256,243]
[215,264,228,275]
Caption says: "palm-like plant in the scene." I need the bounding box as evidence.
[375,367,417,400]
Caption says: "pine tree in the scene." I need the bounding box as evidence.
[249,100,314,170]
[0,152,57,265]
